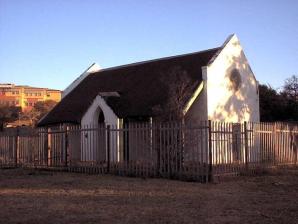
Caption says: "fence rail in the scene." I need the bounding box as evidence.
[0,121,297,182]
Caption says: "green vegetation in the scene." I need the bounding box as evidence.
[259,75,298,122]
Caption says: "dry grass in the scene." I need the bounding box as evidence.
[0,168,298,224]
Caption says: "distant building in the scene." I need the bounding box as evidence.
[0,83,61,111]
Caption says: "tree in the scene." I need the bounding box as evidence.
[282,75,298,101]
[0,105,21,130]
[259,84,285,121]
[259,75,298,122]
[33,100,57,119]
[280,75,298,121]
[152,66,196,122]
[151,66,196,176]
[21,100,57,126]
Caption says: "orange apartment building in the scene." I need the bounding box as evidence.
[0,83,61,111]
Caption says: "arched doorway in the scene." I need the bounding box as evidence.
[98,109,105,124]
[94,106,105,125]
[92,107,106,164]
[80,95,120,163]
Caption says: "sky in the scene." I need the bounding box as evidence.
[0,0,297,91]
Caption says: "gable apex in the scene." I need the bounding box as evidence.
[62,63,101,99]
[207,34,239,66]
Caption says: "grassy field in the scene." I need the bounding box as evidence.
[0,168,297,224]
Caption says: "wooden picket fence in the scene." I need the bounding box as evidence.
[0,121,297,182]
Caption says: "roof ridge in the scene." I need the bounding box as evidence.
[92,47,221,74]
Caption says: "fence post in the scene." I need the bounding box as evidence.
[47,128,51,167]
[156,123,161,176]
[107,125,110,173]
[244,121,249,171]
[43,128,48,167]
[64,125,69,167]
[273,123,277,165]
[208,120,213,182]
[14,127,19,167]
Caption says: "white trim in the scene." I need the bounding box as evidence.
[62,63,101,99]
[183,81,204,115]
[81,94,118,126]
[208,34,235,66]
[208,34,258,84]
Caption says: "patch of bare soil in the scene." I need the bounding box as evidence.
[0,168,297,224]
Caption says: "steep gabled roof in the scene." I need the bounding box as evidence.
[38,47,221,126]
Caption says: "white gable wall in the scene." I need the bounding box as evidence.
[81,95,121,162]
[81,95,119,127]
[206,35,260,122]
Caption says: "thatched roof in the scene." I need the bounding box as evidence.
[38,47,221,126]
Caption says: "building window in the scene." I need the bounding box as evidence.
[25,102,28,106]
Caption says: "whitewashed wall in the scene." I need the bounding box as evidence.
[185,35,260,164]
[80,95,121,162]
[206,35,260,163]
[206,35,260,123]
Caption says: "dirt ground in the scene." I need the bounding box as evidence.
[0,168,297,224]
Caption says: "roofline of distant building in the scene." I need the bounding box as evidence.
[0,83,61,92]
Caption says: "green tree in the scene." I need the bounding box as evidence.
[259,75,298,122]
[259,84,285,121]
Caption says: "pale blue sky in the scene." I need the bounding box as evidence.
[0,0,297,90]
